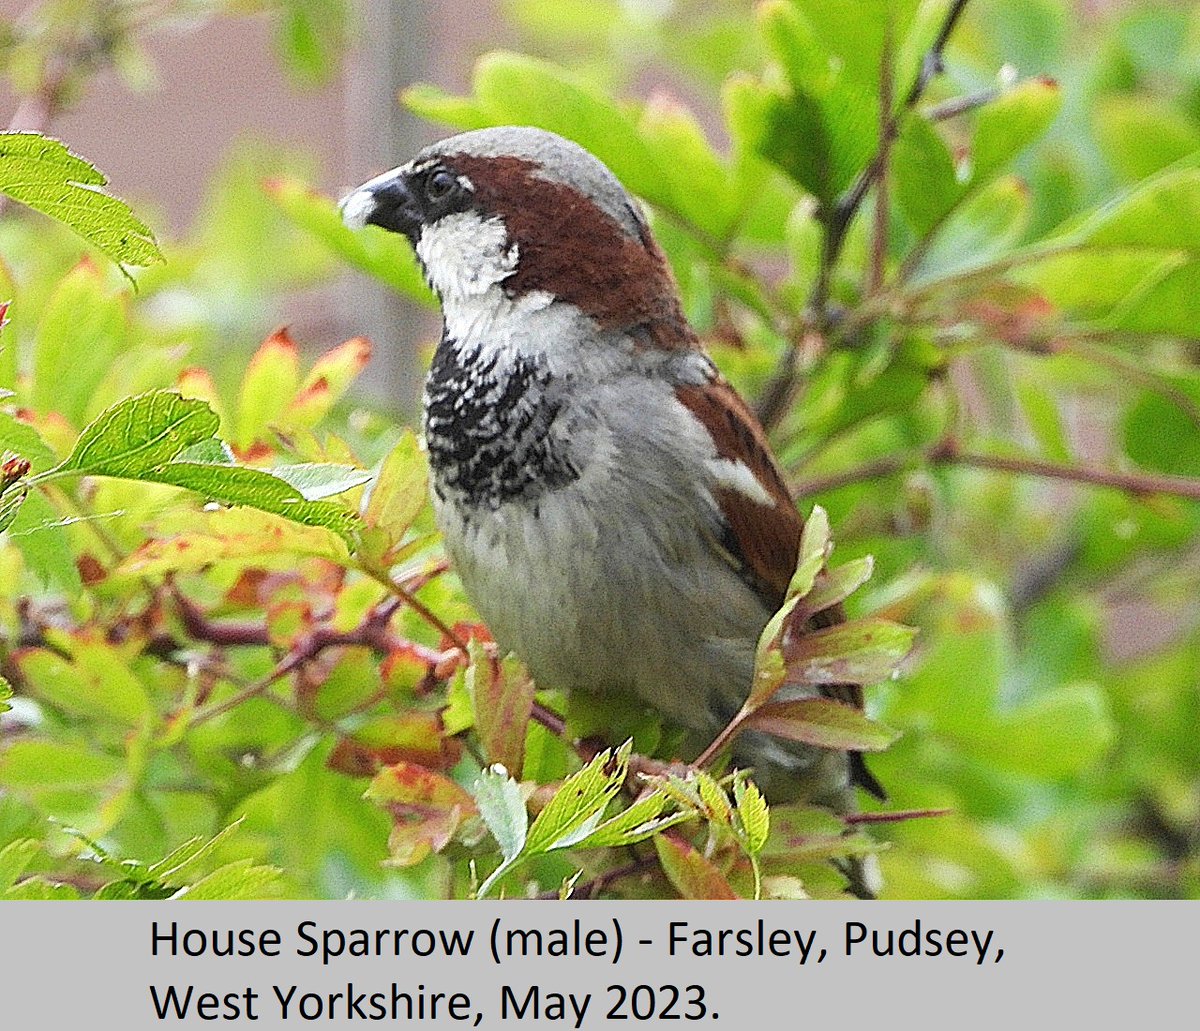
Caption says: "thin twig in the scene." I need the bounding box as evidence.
[867,21,895,297]
[792,435,1200,503]
[757,0,973,430]
[924,85,1003,121]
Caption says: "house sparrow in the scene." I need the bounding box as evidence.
[341,127,883,840]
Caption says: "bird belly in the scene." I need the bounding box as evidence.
[432,480,765,736]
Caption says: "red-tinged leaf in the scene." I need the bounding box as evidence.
[469,644,535,773]
[176,366,227,429]
[783,617,917,686]
[354,712,463,771]
[745,698,900,752]
[654,833,739,899]
[287,336,372,427]
[236,328,301,448]
[365,761,478,866]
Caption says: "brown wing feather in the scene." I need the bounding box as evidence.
[674,378,801,609]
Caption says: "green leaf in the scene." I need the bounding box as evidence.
[235,329,300,448]
[893,114,960,235]
[19,639,152,728]
[745,698,900,752]
[1122,378,1200,477]
[524,742,629,854]
[1017,380,1072,462]
[0,485,26,533]
[638,95,737,239]
[0,412,59,471]
[269,462,371,501]
[733,775,770,854]
[799,556,875,620]
[789,504,831,598]
[472,52,673,212]
[267,178,435,306]
[783,617,917,686]
[4,877,82,900]
[33,261,127,426]
[0,740,124,788]
[1079,165,1200,252]
[173,858,284,900]
[401,84,493,132]
[57,391,219,479]
[569,790,693,849]
[148,462,358,541]
[953,682,1115,778]
[361,431,429,566]
[0,133,162,271]
[6,490,81,592]
[970,77,1062,187]
[0,837,40,891]
[912,175,1031,284]
[1094,95,1200,183]
[472,764,528,863]
[0,672,12,715]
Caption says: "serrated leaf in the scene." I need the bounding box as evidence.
[783,617,917,686]
[56,391,219,478]
[146,820,246,884]
[524,742,630,855]
[570,790,693,850]
[746,698,900,752]
[0,412,59,471]
[0,838,40,891]
[472,764,528,862]
[6,489,81,591]
[733,775,770,854]
[0,132,162,271]
[0,672,12,714]
[172,859,283,900]
[694,771,733,825]
[0,484,26,533]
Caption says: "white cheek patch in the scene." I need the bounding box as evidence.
[416,211,518,305]
[707,458,775,507]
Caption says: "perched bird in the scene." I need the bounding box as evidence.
[341,127,882,858]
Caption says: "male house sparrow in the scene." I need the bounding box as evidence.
[341,126,882,823]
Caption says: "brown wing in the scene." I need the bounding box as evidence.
[675,371,886,799]
[674,376,801,609]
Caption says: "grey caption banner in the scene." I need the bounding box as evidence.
[1,900,1194,1028]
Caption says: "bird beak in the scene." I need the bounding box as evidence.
[339,166,423,242]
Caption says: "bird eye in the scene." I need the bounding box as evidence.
[425,169,458,203]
